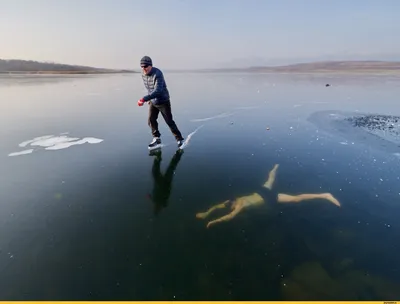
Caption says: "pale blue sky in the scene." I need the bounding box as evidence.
[1,0,399,69]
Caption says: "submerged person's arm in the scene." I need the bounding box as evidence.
[207,206,242,228]
[196,200,230,219]
[206,193,264,228]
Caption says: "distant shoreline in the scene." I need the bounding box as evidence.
[2,59,400,75]
[0,59,138,74]
[0,70,137,75]
[2,70,399,76]
[166,69,400,75]
[167,61,400,75]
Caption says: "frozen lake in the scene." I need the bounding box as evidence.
[0,72,399,300]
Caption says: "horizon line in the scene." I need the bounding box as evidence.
[2,58,400,72]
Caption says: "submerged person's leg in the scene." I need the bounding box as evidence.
[263,164,279,189]
[277,193,341,207]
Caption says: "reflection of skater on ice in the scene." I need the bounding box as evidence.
[196,164,341,229]
[147,149,184,215]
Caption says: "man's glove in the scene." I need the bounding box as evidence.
[137,98,145,106]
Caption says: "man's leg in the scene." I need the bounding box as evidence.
[159,101,184,141]
[277,193,341,207]
[263,164,279,189]
[148,103,161,138]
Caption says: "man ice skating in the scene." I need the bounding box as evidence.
[138,56,185,150]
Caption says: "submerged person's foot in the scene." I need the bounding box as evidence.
[272,164,279,171]
[322,193,341,207]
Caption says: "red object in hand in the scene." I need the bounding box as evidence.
[138,98,145,106]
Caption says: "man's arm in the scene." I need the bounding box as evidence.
[143,71,165,102]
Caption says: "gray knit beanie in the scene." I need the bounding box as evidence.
[140,56,152,66]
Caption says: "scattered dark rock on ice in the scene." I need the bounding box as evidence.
[346,114,400,137]
[307,110,400,153]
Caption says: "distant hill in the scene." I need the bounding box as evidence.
[0,59,137,74]
[173,61,400,74]
[247,61,400,73]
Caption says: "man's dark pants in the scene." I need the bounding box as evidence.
[148,100,183,141]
